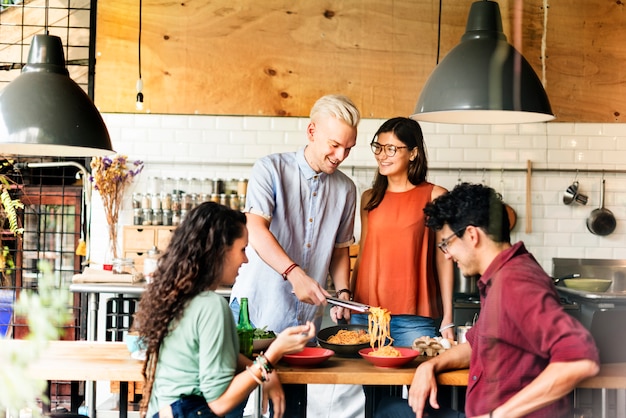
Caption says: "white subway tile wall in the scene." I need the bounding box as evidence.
[94,113,626,274]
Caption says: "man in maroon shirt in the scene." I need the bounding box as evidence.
[375,183,599,418]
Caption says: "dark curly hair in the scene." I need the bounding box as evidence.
[134,202,246,416]
[423,182,510,243]
[365,117,429,211]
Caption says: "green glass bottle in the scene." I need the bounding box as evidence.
[237,297,254,358]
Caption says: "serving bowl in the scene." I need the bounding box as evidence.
[358,347,419,368]
[282,347,334,367]
[252,337,276,352]
[563,278,612,293]
[317,324,371,357]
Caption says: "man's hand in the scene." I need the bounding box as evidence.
[288,266,330,305]
[408,361,440,418]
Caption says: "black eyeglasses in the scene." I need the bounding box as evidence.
[437,227,467,254]
[370,141,408,157]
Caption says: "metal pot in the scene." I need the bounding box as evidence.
[586,178,616,236]
[454,264,479,295]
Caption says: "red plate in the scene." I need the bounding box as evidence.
[358,347,419,368]
[282,347,335,366]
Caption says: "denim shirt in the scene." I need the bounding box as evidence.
[229,147,356,332]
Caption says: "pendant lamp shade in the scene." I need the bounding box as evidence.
[411,0,554,124]
[0,34,114,156]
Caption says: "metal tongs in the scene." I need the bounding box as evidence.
[326,296,370,313]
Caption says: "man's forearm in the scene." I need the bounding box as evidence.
[490,359,600,418]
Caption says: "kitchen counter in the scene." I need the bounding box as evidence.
[557,286,626,303]
[69,282,232,298]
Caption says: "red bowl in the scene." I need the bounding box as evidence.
[358,347,419,368]
[282,347,335,367]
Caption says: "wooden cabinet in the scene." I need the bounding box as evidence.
[122,225,175,272]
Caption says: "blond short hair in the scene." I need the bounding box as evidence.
[310,94,360,128]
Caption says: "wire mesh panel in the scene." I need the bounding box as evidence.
[13,184,85,340]
[2,161,89,412]
[0,0,92,92]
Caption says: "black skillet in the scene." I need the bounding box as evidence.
[586,178,616,236]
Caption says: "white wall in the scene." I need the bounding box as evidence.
[91,113,626,274]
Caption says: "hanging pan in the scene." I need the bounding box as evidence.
[495,171,517,231]
[586,178,616,236]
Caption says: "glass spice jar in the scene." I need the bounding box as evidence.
[133,208,143,225]
[113,258,136,276]
[132,192,142,209]
[143,246,160,283]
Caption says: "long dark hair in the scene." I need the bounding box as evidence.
[135,202,246,416]
[365,117,428,211]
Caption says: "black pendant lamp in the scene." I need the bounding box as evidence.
[0,34,114,156]
[411,0,554,124]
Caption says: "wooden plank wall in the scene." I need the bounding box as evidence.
[94,0,626,122]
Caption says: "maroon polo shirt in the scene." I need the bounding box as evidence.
[465,242,599,418]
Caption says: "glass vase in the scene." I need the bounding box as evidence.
[104,222,118,270]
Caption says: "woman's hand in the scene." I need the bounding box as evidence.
[329,306,351,323]
[264,321,316,362]
[261,374,285,418]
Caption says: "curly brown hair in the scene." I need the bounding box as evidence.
[134,202,246,416]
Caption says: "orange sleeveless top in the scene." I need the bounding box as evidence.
[353,183,442,317]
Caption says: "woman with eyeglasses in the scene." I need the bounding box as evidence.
[343,117,455,346]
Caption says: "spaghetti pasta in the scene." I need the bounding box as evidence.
[327,329,369,345]
[368,307,400,357]
[368,345,401,357]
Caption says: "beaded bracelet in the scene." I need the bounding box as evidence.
[256,352,275,373]
[282,263,299,281]
[245,365,263,385]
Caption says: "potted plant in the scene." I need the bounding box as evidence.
[0,161,23,287]
[0,261,72,417]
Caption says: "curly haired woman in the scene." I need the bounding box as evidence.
[134,202,315,418]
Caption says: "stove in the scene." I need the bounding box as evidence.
[553,258,626,364]
[453,295,481,327]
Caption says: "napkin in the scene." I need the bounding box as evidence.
[72,267,141,284]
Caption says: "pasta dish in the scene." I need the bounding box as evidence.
[327,329,369,345]
[367,307,401,357]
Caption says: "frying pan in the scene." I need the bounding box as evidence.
[586,178,616,236]
[494,175,516,231]
[495,191,516,231]
[504,202,517,231]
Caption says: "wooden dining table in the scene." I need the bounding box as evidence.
[3,340,626,418]
[1,340,143,418]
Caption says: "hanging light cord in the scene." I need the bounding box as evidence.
[138,0,142,81]
[541,0,549,87]
[136,0,144,110]
[436,0,442,64]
